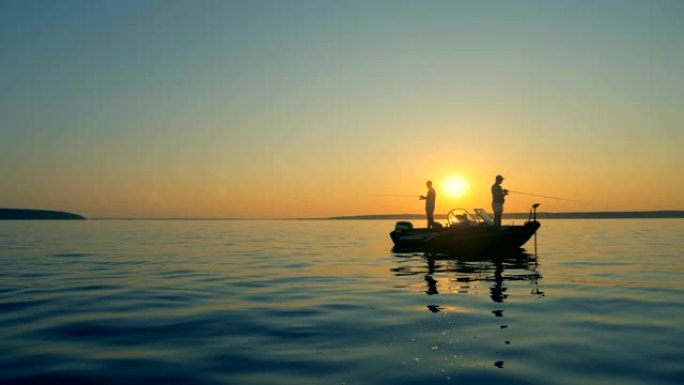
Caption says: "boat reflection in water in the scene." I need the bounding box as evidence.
[391,248,544,311]
[391,248,544,369]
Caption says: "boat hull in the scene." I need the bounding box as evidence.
[390,221,541,254]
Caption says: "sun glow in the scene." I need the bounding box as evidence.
[443,176,468,198]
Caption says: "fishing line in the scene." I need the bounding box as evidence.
[507,190,577,202]
[370,191,576,201]
[369,194,421,198]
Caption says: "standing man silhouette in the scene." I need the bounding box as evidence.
[491,175,508,227]
[420,180,436,229]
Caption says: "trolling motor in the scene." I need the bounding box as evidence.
[527,203,540,224]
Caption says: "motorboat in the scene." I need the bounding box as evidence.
[390,204,541,254]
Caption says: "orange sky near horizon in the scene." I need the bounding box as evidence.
[2,1,683,218]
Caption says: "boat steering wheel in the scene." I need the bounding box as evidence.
[446,209,465,226]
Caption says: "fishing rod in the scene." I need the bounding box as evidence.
[506,190,576,202]
[370,190,576,202]
[369,194,421,198]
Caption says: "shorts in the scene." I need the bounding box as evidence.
[492,202,504,213]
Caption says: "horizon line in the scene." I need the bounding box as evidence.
[87,209,684,220]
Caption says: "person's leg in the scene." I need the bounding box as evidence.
[492,203,503,227]
[494,211,502,227]
[427,210,435,228]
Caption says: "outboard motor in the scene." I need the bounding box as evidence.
[394,221,413,231]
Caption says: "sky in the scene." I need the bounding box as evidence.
[1,0,683,218]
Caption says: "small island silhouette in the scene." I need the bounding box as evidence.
[0,209,85,220]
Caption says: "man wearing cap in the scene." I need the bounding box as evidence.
[491,175,508,227]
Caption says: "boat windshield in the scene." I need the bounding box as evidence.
[446,208,475,226]
[474,209,494,225]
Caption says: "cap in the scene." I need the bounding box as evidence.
[496,174,504,180]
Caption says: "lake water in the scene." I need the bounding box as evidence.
[1,219,682,385]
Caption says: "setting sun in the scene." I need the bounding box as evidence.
[443,176,468,198]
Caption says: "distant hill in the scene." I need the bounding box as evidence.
[509,211,684,219]
[327,211,684,220]
[0,209,86,220]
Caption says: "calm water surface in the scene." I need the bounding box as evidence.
[1,219,682,384]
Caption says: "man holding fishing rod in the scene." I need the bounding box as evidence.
[491,175,508,227]
[419,180,437,229]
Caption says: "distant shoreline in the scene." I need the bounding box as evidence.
[4,209,682,221]
[91,211,684,220]
[0,209,85,220]
[324,211,684,220]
